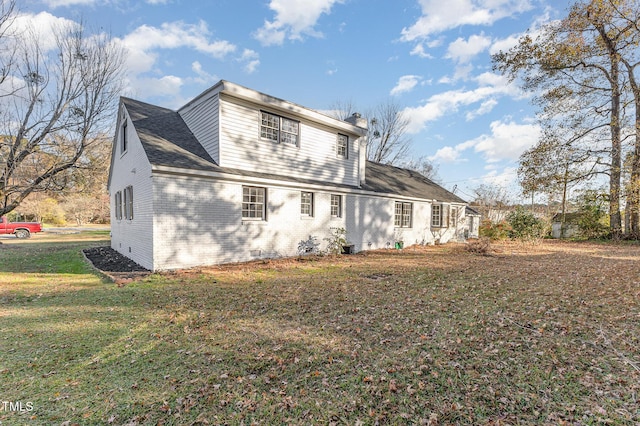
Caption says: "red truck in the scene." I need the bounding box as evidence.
[0,216,42,239]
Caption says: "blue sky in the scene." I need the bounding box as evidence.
[20,0,573,200]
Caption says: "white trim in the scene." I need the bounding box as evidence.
[179,80,367,138]
[150,164,467,207]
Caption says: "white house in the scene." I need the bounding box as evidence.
[107,80,469,271]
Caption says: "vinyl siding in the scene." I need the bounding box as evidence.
[178,92,220,164]
[109,110,154,270]
[218,94,360,186]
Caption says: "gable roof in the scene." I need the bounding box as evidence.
[118,95,466,205]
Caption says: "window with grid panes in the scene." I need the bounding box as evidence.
[337,134,348,158]
[330,194,341,217]
[394,201,412,228]
[260,111,299,146]
[115,191,122,220]
[123,186,134,220]
[431,204,442,227]
[301,191,313,216]
[242,186,266,219]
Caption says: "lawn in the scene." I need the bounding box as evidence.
[1,234,639,425]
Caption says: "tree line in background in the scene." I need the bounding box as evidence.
[0,0,124,223]
[493,0,640,239]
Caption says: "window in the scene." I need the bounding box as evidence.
[301,191,313,216]
[330,194,342,217]
[123,186,134,220]
[450,206,458,228]
[394,201,412,228]
[260,111,299,146]
[337,134,348,158]
[431,204,442,228]
[242,186,266,220]
[115,191,122,220]
[121,121,128,154]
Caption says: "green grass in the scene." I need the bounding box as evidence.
[1,237,639,424]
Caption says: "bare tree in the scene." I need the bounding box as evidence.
[471,184,512,223]
[0,18,126,217]
[328,98,413,166]
[366,99,411,165]
[0,0,16,87]
[401,155,440,182]
[327,98,358,121]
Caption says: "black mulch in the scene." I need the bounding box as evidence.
[83,246,149,273]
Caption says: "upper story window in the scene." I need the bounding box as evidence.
[337,134,348,158]
[123,186,134,220]
[121,121,128,154]
[330,194,342,218]
[242,186,266,220]
[260,111,299,146]
[115,191,123,220]
[394,201,412,228]
[301,191,313,216]
[431,204,442,228]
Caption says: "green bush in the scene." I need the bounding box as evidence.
[577,202,609,239]
[506,206,547,241]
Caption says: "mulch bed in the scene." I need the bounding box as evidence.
[83,246,150,283]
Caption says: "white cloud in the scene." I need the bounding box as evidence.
[445,33,492,63]
[13,12,78,52]
[466,98,498,120]
[116,20,241,98]
[41,0,95,7]
[401,0,533,41]
[191,61,218,85]
[390,75,422,96]
[409,43,433,59]
[122,21,236,61]
[430,140,477,163]
[254,0,343,46]
[128,75,183,99]
[429,119,538,165]
[472,120,540,162]
[402,81,518,133]
[238,49,260,74]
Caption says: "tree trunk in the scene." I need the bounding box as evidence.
[608,55,622,238]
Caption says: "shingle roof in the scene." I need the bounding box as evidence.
[362,161,466,203]
[123,97,222,172]
[122,96,466,204]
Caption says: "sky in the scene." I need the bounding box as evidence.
[19,0,574,201]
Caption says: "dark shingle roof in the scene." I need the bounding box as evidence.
[123,96,466,204]
[123,97,221,171]
[362,161,466,203]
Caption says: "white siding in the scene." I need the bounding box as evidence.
[109,110,154,270]
[218,95,361,186]
[178,92,220,164]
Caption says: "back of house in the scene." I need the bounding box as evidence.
[108,80,469,271]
